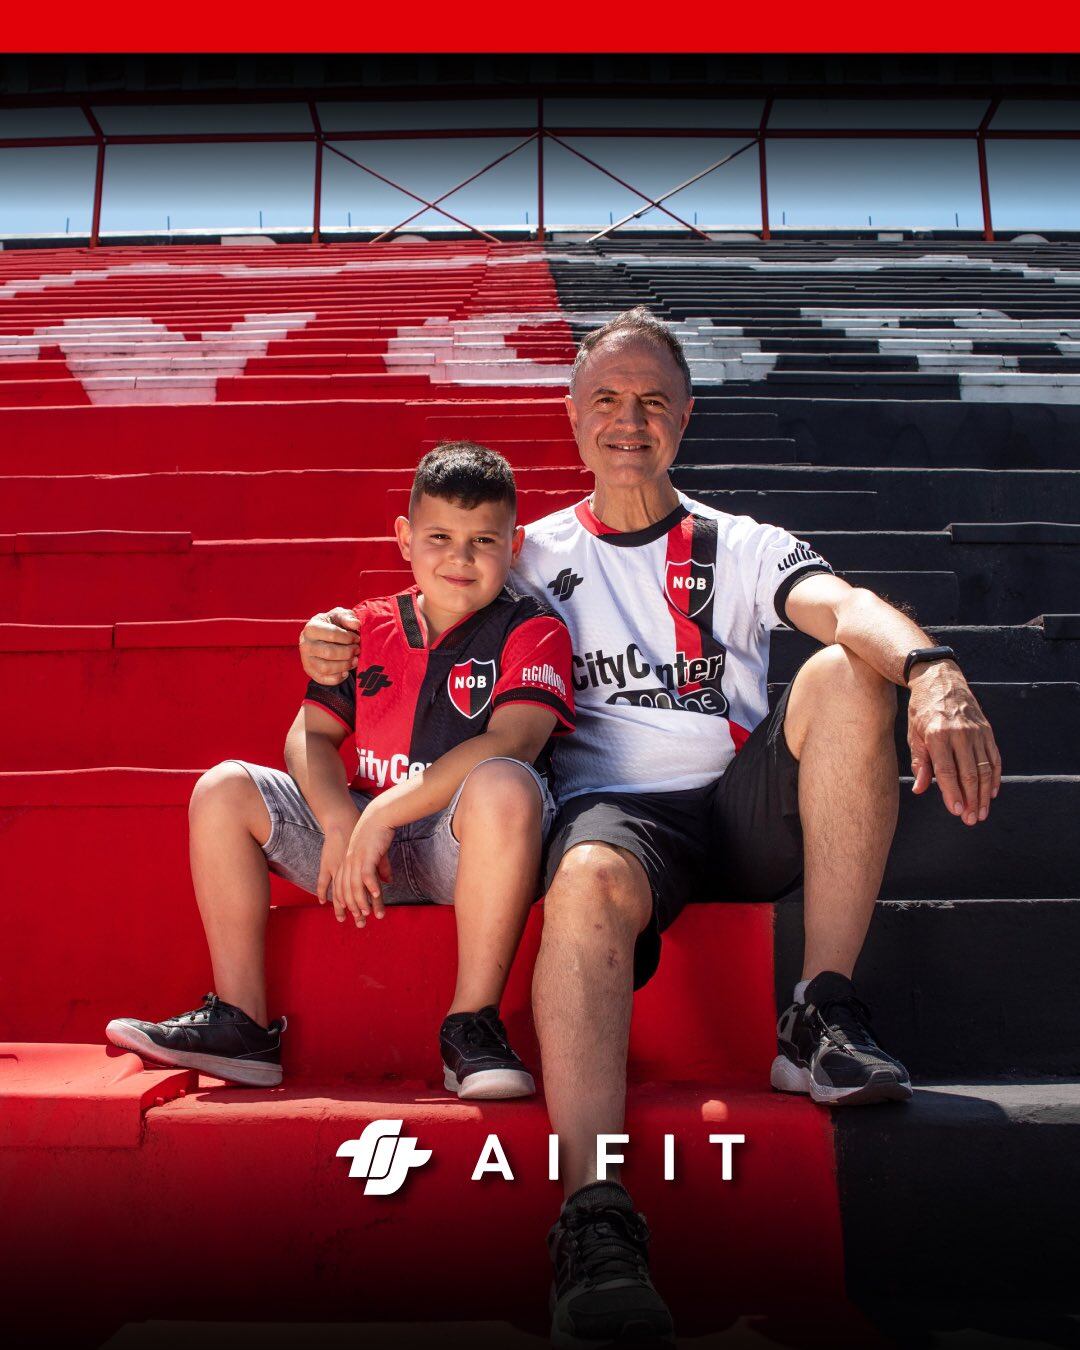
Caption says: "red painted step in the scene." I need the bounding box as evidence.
[0,535,409,622]
[1,769,776,1086]
[0,1070,842,1326]
[0,399,566,473]
[0,467,590,537]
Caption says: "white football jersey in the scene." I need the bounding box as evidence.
[511,492,833,801]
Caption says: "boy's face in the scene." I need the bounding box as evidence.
[395,492,523,627]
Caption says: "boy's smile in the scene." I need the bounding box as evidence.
[394,492,524,642]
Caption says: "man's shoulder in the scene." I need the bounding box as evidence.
[522,500,583,546]
[678,492,775,547]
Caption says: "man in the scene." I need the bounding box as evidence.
[299,308,1002,1347]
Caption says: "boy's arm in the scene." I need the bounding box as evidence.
[361,702,559,832]
[284,703,361,836]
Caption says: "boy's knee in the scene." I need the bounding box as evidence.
[456,758,541,829]
[190,761,263,831]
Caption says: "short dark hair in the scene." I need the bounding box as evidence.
[409,440,517,517]
[570,306,693,399]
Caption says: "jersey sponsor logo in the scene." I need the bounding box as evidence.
[777,542,827,574]
[356,747,430,788]
[448,658,497,719]
[357,664,392,697]
[571,642,725,696]
[547,568,584,602]
[664,558,715,618]
[521,663,568,699]
[606,684,729,718]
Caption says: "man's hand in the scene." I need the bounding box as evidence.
[335,812,395,928]
[907,661,1002,826]
[299,607,360,685]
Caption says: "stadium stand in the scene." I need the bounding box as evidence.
[2,237,1078,1340]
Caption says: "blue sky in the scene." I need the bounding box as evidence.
[2,98,1078,236]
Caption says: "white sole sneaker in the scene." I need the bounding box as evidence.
[106,1020,283,1088]
[770,1052,912,1105]
[443,1065,536,1100]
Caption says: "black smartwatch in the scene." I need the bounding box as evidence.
[903,645,959,686]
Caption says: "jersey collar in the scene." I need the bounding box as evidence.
[396,585,513,651]
[574,497,688,548]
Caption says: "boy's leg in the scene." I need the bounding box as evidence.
[189,761,275,1028]
[447,758,544,1014]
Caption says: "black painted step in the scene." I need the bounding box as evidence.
[768,680,1080,775]
[795,531,1079,624]
[774,897,1080,1080]
[672,465,1080,528]
[768,626,1080,684]
[686,394,1080,468]
[678,437,802,464]
[769,680,1080,776]
[882,776,1079,900]
[834,1082,1080,1303]
[687,489,880,530]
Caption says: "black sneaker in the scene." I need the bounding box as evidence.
[771,970,912,1106]
[548,1182,675,1349]
[439,1005,535,1100]
[106,993,286,1087]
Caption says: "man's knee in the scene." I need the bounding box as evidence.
[787,643,897,757]
[544,842,652,939]
[454,758,542,834]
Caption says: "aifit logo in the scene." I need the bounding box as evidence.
[547,568,584,603]
[357,664,392,697]
[337,1119,432,1195]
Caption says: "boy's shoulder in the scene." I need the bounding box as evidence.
[498,584,566,631]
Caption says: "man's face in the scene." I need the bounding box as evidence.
[395,492,522,624]
[565,337,694,492]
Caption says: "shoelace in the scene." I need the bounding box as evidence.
[173,993,223,1026]
[460,1009,512,1055]
[811,994,879,1052]
[564,1207,652,1285]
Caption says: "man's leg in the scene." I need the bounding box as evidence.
[448,758,544,1014]
[532,843,652,1197]
[782,643,899,982]
[189,761,275,1028]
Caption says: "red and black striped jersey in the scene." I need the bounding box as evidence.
[303,586,575,797]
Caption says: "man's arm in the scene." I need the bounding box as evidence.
[299,607,359,685]
[783,573,1002,826]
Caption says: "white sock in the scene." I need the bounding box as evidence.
[794,979,811,1005]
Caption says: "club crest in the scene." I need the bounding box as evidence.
[448,659,497,719]
[664,558,715,619]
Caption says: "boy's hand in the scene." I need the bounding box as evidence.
[300,608,359,685]
[317,812,361,921]
[336,813,395,928]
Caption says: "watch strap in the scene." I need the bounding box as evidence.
[904,645,958,685]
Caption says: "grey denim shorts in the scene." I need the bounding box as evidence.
[228,757,556,906]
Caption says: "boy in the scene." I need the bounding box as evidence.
[106,442,575,1098]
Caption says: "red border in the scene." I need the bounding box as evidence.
[5,0,1080,52]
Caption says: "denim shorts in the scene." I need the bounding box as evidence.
[228,757,556,906]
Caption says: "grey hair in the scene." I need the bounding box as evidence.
[569,306,693,399]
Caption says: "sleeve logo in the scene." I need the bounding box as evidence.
[664,558,715,618]
[448,658,497,719]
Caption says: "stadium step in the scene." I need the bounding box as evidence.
[673,465,1080,529]
[0,1064,843,1329]
[6,615,1075,770]
[3,766,1076,1054]
[776,897,1080,1081]
[3,529,1074,625]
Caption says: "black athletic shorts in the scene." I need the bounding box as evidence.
[543,679,803,989]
